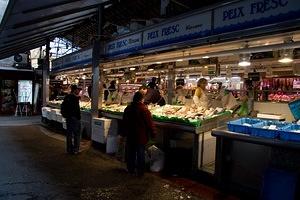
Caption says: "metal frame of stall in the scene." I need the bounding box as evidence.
[212,129,300,198]
[100,111,232,175]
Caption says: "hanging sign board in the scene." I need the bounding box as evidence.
[51,48,93,72]
[63,48,92,68]
[106,33,142,56]
[51,57,63,71]
[143,11,212,48]
[214,0,300,34]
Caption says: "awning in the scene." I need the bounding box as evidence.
[0,0,107,60]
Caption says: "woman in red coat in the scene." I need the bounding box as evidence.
[121,91,155,176]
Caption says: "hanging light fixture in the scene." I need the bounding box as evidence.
[238,42,251,67]
[238,53,251,67]
[278,48,294,63]
[278,37,294,63]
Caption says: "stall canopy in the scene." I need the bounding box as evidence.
[0,0,108,60]
[0,0,230,61]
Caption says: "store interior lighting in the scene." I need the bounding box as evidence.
[129,67,136,71]
[176,59,183,62]
[238,53,251,67]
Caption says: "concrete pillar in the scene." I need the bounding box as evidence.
[167,63,175,104]
[91,4,103,118]
[42,40,50,106]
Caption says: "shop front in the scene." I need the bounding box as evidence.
[95,0,300,193]
[45,47,93,139]
[47,0,300,196]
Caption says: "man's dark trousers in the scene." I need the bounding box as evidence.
[66,117,81,154]
[126,142,145,176]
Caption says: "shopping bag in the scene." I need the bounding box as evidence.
[147,145,165,172]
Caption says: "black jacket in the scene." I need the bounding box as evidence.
[63,94,81,120]
[144,88,166,106]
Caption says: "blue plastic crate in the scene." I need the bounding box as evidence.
[227,118,264,134]
[288,99,300,121]
[279,124,300,142]
[251,121,288,139]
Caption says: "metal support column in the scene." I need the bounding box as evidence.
[167,63,175,104]
[91,4,103,118]
[42,40,50,106]
[215,58,220,77]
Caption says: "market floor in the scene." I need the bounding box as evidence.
[0,122,238,200]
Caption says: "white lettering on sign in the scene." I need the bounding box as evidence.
[106,33,142,55]
[215,0,299,31]
[51,48,92,70]
[143,11,211,47]
[63,48,92,66]
[51,57,63,70]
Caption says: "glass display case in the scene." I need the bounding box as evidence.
[255,77,300,103]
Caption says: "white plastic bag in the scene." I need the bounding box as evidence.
[147,145,165,172]
[106,136,118,154]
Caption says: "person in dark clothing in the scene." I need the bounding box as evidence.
[62,85,81,155]
[148,77,158,89]
[103,83,109,101]
[108,80,116,93]
[139,85,166,106]
[121,91,156,176]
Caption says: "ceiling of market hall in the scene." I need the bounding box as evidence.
[0,0,227,60]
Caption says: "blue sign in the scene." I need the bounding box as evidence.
[103,0,300,58]
[51,48,92,72]
[106,33,142,56]
[143,11,212,48]
[214,0,300,33]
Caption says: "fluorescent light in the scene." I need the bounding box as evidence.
[176,59,183,62]
[238,61,251,67]
[148,68,154,71]
[202,56,209,59]
[204,66,208,69]
[129,67,136,71]
[278,57,293,63]
[156,62,162,64]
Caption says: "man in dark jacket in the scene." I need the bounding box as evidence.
[139,85,166,106]
[121,91,155,176]
[63,85,81,154]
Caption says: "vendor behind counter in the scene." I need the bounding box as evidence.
[139,85,166,106]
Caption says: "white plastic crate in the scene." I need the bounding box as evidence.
[92,118,118,143]
[46,110,52,120]
[106,136,118,154]
[56,113,63,123]
[42,107,51,117]
[62,122,67,130]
